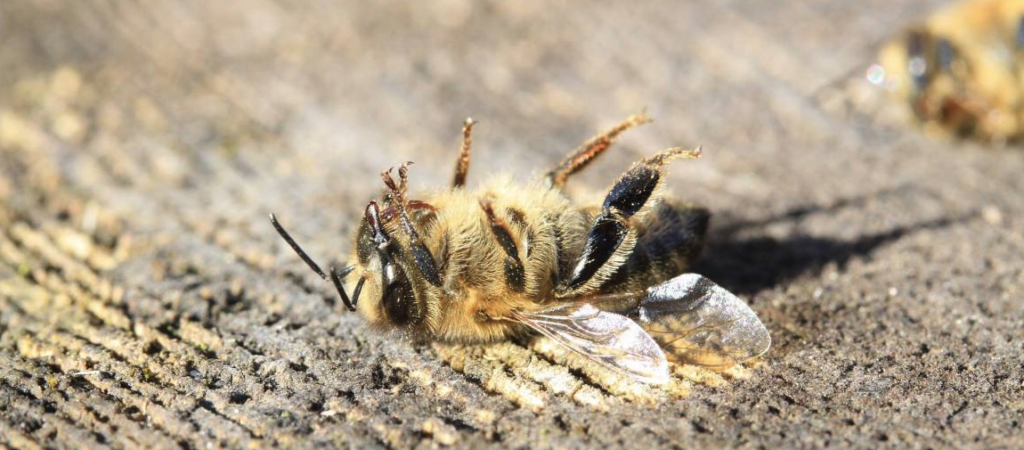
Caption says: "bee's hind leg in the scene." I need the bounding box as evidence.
[544,113,652,188]
[556,147,701,297]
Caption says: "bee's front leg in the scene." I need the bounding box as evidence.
[382,163,444,287]
[556,147,701,297]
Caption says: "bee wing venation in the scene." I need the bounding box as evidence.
[639,274,771,367]
[514,303,671,384]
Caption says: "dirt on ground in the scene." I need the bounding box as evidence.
[1,1,1022,449]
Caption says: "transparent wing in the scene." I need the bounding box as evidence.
[513,304,670,384]
[637,273,771,368]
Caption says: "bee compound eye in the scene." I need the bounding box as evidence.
[382,262,419,326]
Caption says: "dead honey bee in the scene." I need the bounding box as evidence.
[872,0,1024,142]
[270,114,770,384]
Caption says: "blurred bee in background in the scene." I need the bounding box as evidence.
[271,114,770,384]
[871,0,1024,143]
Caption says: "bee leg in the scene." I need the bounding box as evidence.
[382,163,444,287]
[451,118,477,188]
[601,201,710,293]
[557,147,701,297]
[544,112,652,188]
[379,200,437,223]
[479,199,527,293]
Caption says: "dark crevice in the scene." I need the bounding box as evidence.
[196,398,258,439]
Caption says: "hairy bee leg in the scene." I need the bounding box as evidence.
[599,201,710,293]
[452,118,477,188]
[379,200,437,223]
[382,163,444,286]
[557,147,702,297]
[544,113,652,188]
[479,199,527,292]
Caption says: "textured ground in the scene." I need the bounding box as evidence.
[1,1,1023,449]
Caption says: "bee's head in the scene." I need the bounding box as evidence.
[270,163,441,333]
[347,200,435,330]
[875,28,962,108]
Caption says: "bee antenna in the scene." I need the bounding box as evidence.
[351,277,366,307]
[270,213,356,311]
[329,266,357,311]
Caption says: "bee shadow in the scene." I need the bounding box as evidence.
[693,185,975,296]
